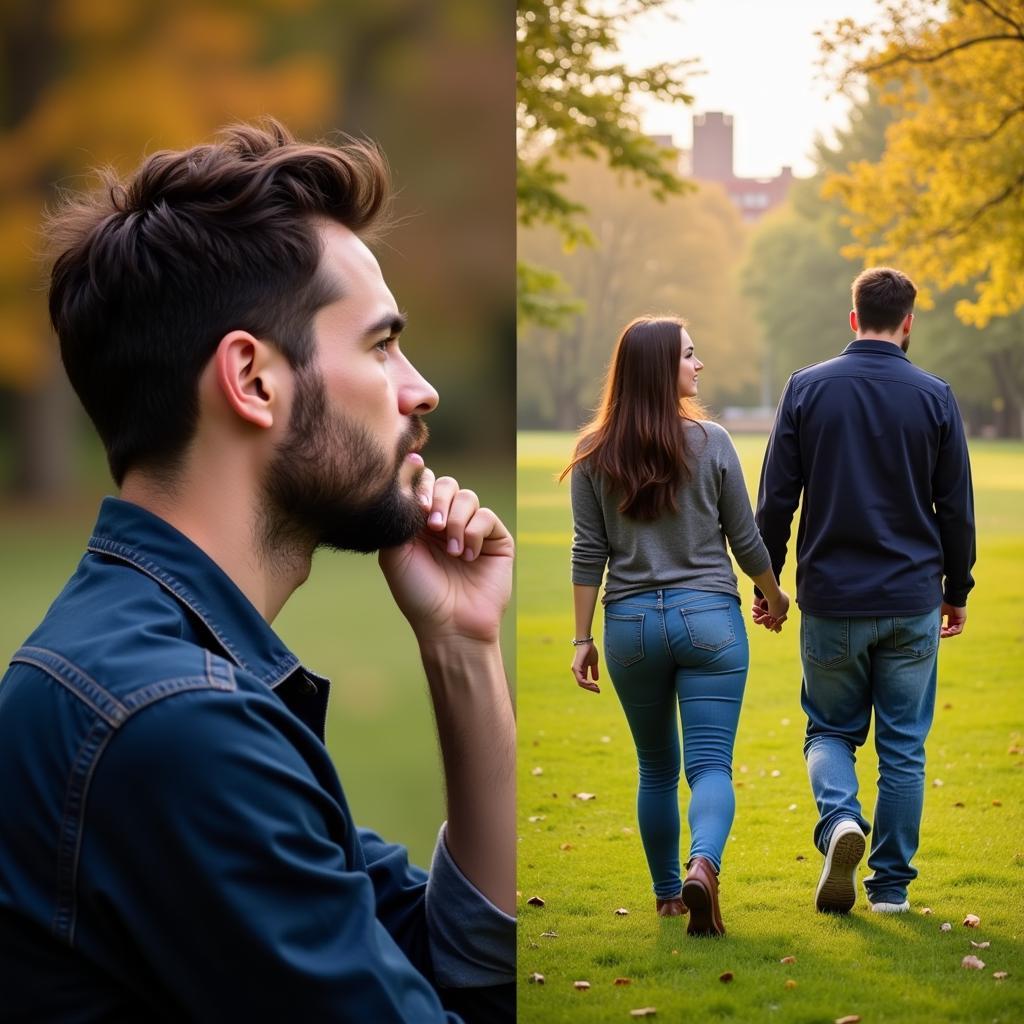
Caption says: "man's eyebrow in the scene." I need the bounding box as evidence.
[364,311,408,338]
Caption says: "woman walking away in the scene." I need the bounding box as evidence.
[562,316,789,937]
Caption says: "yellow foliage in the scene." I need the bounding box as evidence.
[822,1,1024,327]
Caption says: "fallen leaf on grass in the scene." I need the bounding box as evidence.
[835,1016,861,1024]
[994,971,1009,980]
[540,930,558,938]
[992,800,1003,807]
[528,815,545,823]
[921,908,933,915]
[932,779,944,787]
[528,972,544,984]
[785,980,797,989]
[614,908,630,916]
[787,804,798,811]
[630,1009,657,1018]
[559,842,574,851]
[600,735,611,743]
[613,977,631,986]
[530,767,543,776]
[940,922,952,932]
[953,801,965,808]
[780,956,797,964]
[573,792,596,801]
[795,855,806,861]
[962,955,986,970]
[943,702,953,710]
[963,914,981,927]
[573,980,590,990]
[719,971,734,983]
[770,770,782,778]
[970,940,990,949]
[526,896,545,907]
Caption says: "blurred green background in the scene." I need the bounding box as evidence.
[0,0,514,867]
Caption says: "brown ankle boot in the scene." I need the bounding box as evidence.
[682,857,725,936]
[655,893,688,917]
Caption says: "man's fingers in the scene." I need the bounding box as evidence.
[426,476,460,530]
[441,489,480,556]
[415,466,436,510]
[461,507,498,561]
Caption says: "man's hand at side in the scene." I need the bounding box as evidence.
[940,602,967,638]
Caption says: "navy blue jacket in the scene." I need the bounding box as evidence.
[756,340,975,617]
[0,498,513,1023]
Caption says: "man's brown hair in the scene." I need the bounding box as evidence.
[47,118,390,485]
[851,266,917,334]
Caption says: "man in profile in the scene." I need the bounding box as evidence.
[754,266,975,916]
[0,120,514,1022]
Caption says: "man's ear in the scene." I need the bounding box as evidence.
[849,309,859,334]
[213,331,281,430]
[903,312,914,335]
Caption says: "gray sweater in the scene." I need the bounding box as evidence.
[570,420,771,604]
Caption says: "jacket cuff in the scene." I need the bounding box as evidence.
[425,823,515,987]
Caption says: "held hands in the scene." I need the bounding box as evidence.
[571,641,600,694]
[378,468,514,646]
[940,602,967,638]
[751,590,791,633]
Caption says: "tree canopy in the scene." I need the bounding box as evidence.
[819,0,1024,327]
[516,0,695,323]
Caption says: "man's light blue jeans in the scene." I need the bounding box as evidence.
[603,588,748,899]
[801,609,941,905]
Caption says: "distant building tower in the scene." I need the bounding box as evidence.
[689,111,795,223]
[692,112,734,182]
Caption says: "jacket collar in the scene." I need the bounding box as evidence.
[87,497,301,688]
[842,339,910,361]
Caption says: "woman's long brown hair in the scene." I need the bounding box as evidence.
[560,316,706,521]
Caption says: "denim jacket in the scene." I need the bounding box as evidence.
[0,498,514,1023]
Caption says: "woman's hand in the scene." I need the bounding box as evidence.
[767,588,790,626]
[571,641,601,693]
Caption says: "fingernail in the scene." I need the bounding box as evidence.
[463,549,475,562]
[447,538,461,555]
[429,512,443,526]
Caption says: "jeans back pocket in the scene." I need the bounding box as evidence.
[680,605,735,652]
[604,612,645,667]
[893,612,940,659]
[802,615,849,668]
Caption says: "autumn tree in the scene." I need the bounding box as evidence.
[517,0,696,324]
[519,157,758,429]
[819,0,1024,328]
[744,86,1024,435]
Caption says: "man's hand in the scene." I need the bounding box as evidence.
[378,469,514,645]
[751,595,788,633]
[571,641,600,693]
[940,602,967,638]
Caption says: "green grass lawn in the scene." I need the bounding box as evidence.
[0,455,513,869]
[517,431,1024,1023]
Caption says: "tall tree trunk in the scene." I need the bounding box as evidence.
[12,364,76,500]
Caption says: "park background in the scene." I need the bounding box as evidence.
[0,0,514,869]
[517,0,1023,1020]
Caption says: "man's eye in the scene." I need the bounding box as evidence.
[375,337,394,352]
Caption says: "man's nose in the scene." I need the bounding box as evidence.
[397,355,439,415]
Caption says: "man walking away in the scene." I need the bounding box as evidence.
[754,266,975,915]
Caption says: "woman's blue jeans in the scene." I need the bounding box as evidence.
[603,588,748,899]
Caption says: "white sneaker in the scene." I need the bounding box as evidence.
[869,900,910,913]
[814,820,866,914]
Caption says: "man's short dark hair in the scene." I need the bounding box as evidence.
[46,119,390,485]
[851,266,917,334]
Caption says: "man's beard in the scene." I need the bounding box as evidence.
[259,365,428,560]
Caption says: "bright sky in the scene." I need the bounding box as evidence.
[619,0,883,178]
